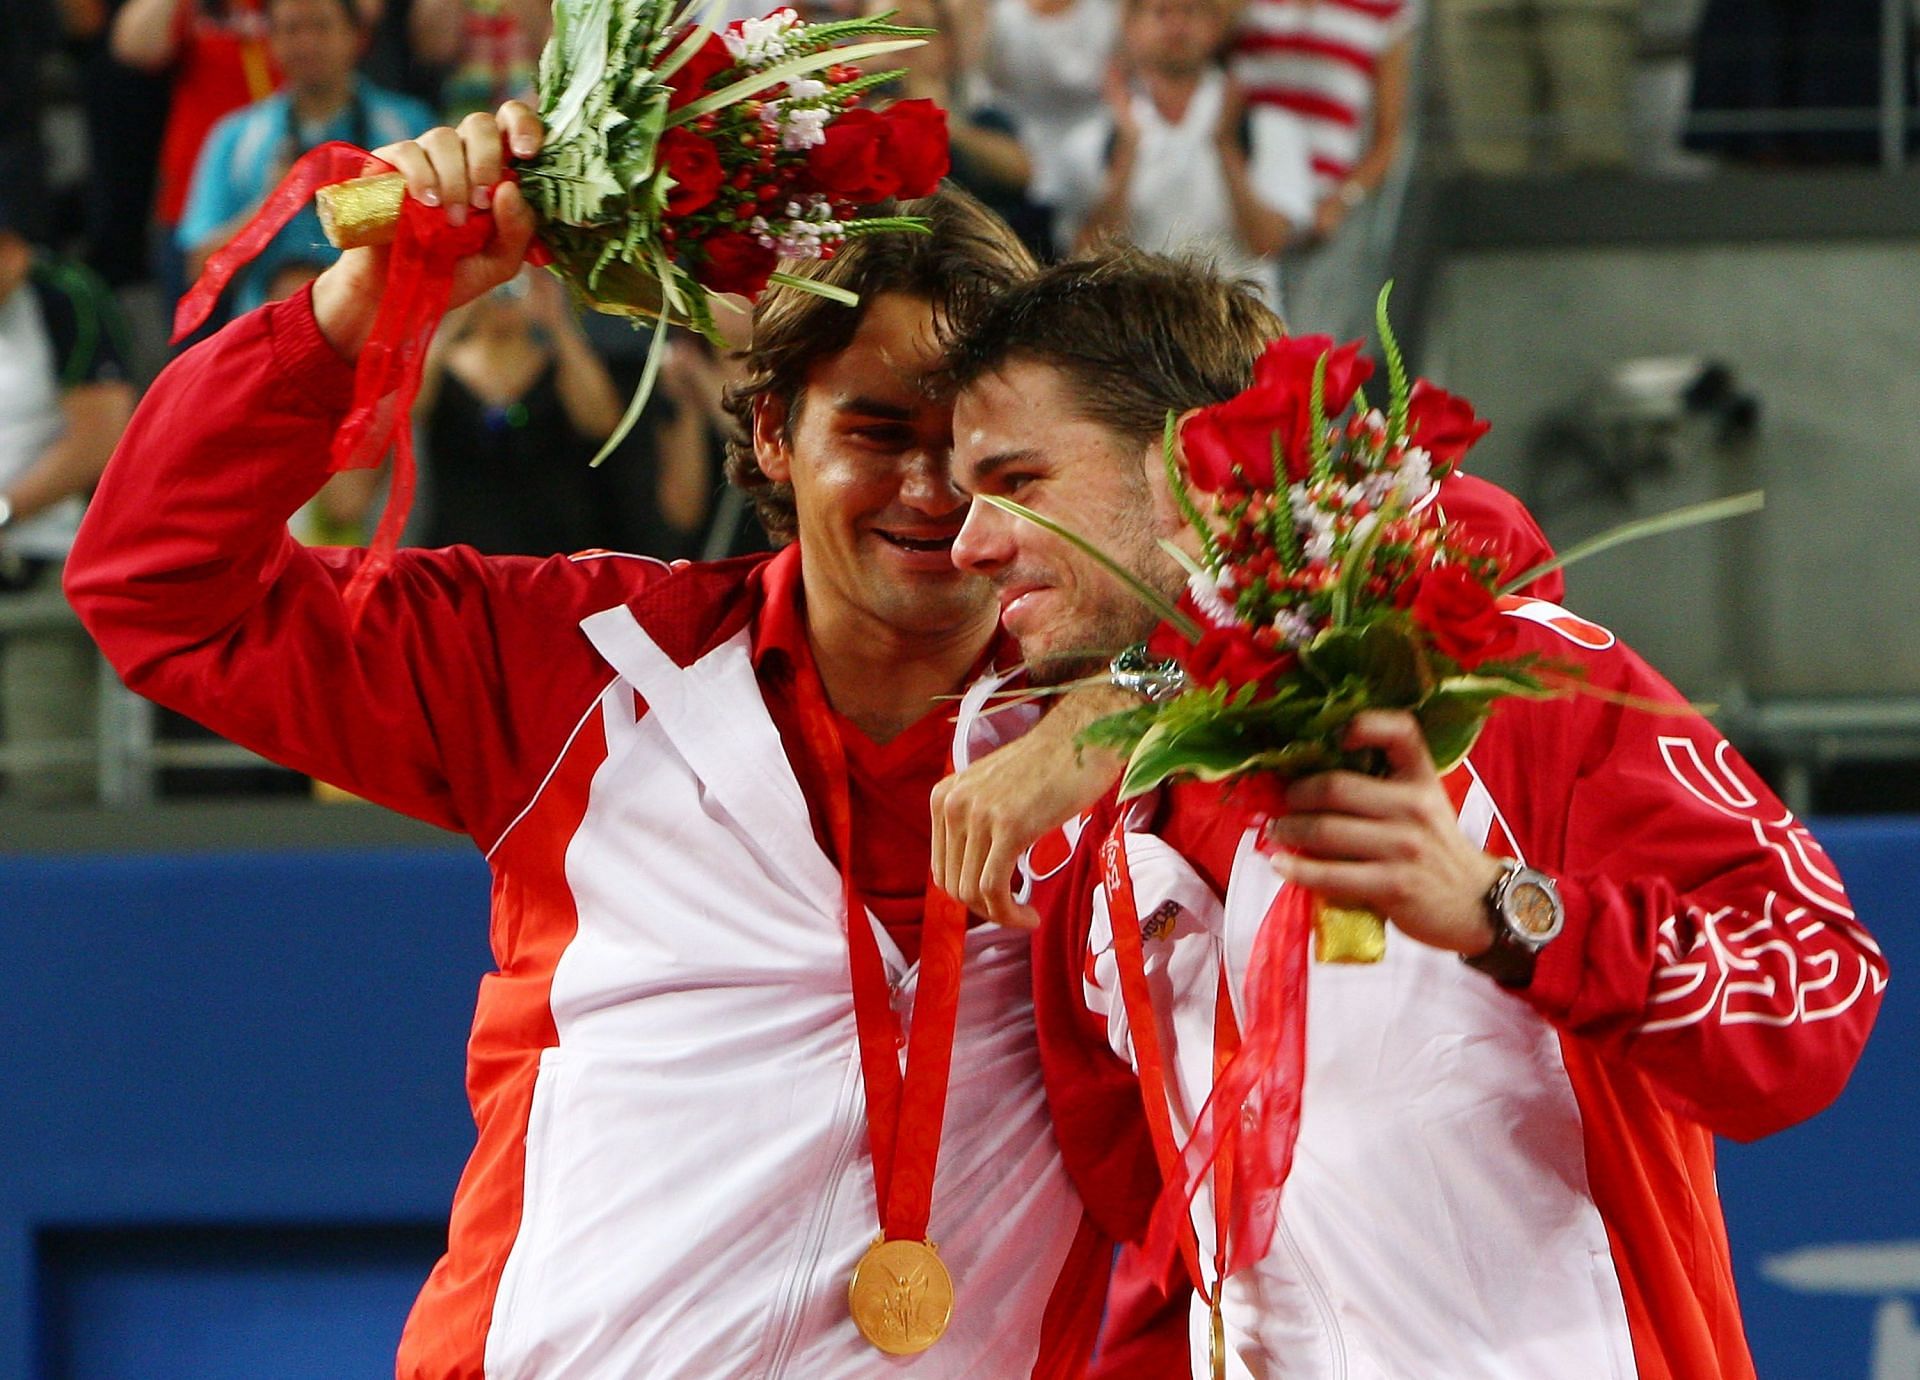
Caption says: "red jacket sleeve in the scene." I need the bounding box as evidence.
[65,291,662,844]
[1495,611,1887,1142]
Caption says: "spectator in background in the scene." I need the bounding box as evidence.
[177,0,432,317]
[969,0,1119,241]
[112,0,281,311]
[0,195,136,804]
[1057,0,1312,310]
[417,268,714,559]
[409,0,546,122]
[1434,0,1635,175]
[862,0,1052,258]
[1229,0,1411,339]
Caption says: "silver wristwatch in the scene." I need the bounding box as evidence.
[1465,859,1564,986]
[1109,643,1187,703]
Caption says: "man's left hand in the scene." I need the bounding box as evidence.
[1265,710,1504,955]
[931,686,1131,930]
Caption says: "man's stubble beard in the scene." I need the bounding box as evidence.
[1025,536,1187,687]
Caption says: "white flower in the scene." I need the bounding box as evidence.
[1273,609,1317,647]
[780,105,830,150]
[1393,448,1435,507]
[1304,527,1336,563]
[1186,570,1237,630]
[722,8,799,64]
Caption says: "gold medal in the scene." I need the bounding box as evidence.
[848,1237,954,1355]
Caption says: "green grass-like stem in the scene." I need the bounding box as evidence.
[767,271,859,304]
[666,36,927,124]
[1499,490,1765,596]
[592,296,674,466]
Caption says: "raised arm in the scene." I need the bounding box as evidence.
[65,105,651,840]
[110,0,186,71]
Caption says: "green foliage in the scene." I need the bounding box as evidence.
[1299,617,1429,706]
[1376,282,1409,444]
[1163,411,1222,571]
[1307,352,1332,483]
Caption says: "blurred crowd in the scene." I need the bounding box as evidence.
[0,0,1911,802]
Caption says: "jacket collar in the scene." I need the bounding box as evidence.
[579,554,844,918]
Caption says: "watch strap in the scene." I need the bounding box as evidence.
[1464,860,1539,988]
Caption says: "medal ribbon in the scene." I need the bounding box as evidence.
[789,649,969,1244]
[1102,816,1315,1290]
[171,141,554,624]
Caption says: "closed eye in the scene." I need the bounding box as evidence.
[847,423,918,450]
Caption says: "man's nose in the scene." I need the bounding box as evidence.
[951,497,1011,575]
[897,447,965,515]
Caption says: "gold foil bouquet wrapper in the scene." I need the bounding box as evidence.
[1313,902,1387,964]
[316,173,408,250]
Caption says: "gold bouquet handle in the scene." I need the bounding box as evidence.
[316,172,408,250]
[1313,900,1387,964]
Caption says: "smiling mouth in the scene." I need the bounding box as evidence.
[998,584,1047,615]
[877,531,958,554]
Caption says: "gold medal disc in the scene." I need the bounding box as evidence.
[848,1237,954,1355]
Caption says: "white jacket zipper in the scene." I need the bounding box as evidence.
[760,1048,870,1377]
[1279,1218,1349,1380]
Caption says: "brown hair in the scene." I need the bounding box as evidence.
[943,244,1282,452]
[722,184,1038,546]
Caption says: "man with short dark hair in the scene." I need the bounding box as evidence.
[177,0,433,313]
[1054,0,1312,307]
[70,108,1118,1378]
[939,247,1885,1379]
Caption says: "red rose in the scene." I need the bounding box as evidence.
[1179,390,1293,493]
[1145,617,1195,666]
[1177,334,1374,493]
[696,230,778,299]
[1184,626,1297,695]
[1252,334,1372,421]
[1404,380,1490,469]
[660,128,724,217]
[880,99,950,198]
[1408,564,1515,668]
[806,108,899,204]
[665,33,733,110]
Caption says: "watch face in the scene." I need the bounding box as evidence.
[1507,879,1560,941]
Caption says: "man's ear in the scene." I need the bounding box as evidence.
[752,393,794,484]
[1145,408,1208,542]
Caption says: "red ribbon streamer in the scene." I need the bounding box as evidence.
[171,142,375,345]
[788,643,970,1245]
[171,140,553,622]
[1110,815,1314,1284]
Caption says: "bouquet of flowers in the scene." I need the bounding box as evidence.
[312,1,949,458]
[991,291,1760,960]
[321,4,946,334]
[176,1,950,615]
[1030,295,1558,961]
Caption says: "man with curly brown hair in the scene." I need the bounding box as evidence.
[67,105,1126,1379]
